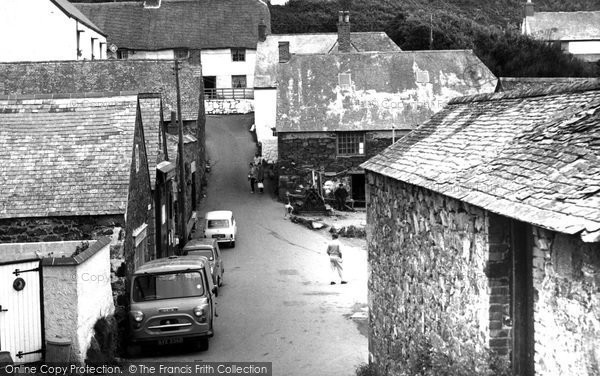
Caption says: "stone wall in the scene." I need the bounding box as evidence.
[204,99,254,115]
[366,173,492,374]
[278,131,394,174]
[42,238,115,363]
[532,227,600,376]
[0,215,121,244]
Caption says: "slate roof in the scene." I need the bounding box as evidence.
[50,0,106,36]
[139,94,164,189]
[276,50,497,133]
[0,94,142,219]
[523,11,600,41]
[362,82,600,241]
[255,32,401,87]
[498,77,600,92]
[75,0,271,50]
[0,60,201,121]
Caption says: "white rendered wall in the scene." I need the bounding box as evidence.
[254,88,278,162]
[567,41,600,60]
[201,49,257,88]
[0,0,106,62]
[126,49,176,60]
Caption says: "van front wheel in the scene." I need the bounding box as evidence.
[197,337,209,352]
[230,241,235,248]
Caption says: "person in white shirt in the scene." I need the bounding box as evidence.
[326,233,347,285]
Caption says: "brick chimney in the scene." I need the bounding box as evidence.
[143,0,161,9]
[523,0,534,17]
[258,20,267,42]
[278,41,290,63]
[337,11,351,53]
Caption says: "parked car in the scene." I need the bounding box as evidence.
[203,210,237,247]
[183,238,224,295]
[128,255,216,352]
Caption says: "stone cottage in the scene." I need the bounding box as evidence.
[0,59,207,250]
[521,0,600,63]
[75,0,270,114]
[276,49,497,205]
[361,82,600,375]
[254,11,402,162]
[0,93,154,277]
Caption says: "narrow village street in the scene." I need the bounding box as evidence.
[134,115,368,376]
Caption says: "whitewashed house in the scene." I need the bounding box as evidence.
[254,11,402,162]
[76,0,270,112]
[0,0,107,62]
[521,0,600,62]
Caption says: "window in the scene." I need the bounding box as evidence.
[174,48,189,59]
[232,75,247,88]
[337,132,365,156]
[231,48,246,62]
[338,73,352,90]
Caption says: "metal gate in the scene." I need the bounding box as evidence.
[0,259,43,363]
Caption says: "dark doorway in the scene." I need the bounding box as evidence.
[350,173,365,207]
[203,76,217,99]
[511,219,534,376]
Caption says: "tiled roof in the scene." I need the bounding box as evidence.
[50,0,106,36]
[139,94,164,189]
[255,32,401,87]
[276,50,497,132]
[75,0,271,50]
[0,94,141,219]
[498,77,600,92]
[0,60,201,121]
[362,82,600,240]
[523,11,600,41]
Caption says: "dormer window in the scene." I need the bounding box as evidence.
[338,73,352,90]
[231,48,246,62]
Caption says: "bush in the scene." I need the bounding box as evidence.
[356,362,379,376]
[85,316,120,366]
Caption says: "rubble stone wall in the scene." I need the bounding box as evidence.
[204,99,254,114]
[366,173,492,374]
[0,215,121,243]
[278,131,395,175]
[532,227,600,376]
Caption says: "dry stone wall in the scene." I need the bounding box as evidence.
[532,227,600,376]
[366,172,492,374]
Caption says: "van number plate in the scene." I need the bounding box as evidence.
[158,337,183,346]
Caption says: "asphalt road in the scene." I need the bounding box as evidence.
[136,115,368,376]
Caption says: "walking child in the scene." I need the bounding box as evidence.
[326,233,347,285]
[248,163,257,193]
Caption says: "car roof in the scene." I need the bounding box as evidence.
[133,255,209,275]
[183,238,218,250]
[205,210,233,219]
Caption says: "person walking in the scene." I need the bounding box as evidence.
[334,183,348,211]
[248,163,257,193]
[257,161,265,193]
[326,233,347,285]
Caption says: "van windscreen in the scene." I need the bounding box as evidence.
[207,219,229,228]
[132,271,204,302]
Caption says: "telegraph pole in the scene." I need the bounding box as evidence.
[174,59,186,253]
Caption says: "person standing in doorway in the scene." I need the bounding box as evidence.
[334,183,348,211]
[248,163,257,193]
[326,233,347,285]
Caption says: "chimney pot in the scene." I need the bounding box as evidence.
[337,10,351,53]
[278,41,290,63]
[258,20,267,42]
[524,1,534,17]
[338,11,344,23]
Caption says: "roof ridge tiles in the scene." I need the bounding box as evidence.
[449,81,600,105]
[0,91,141,101]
